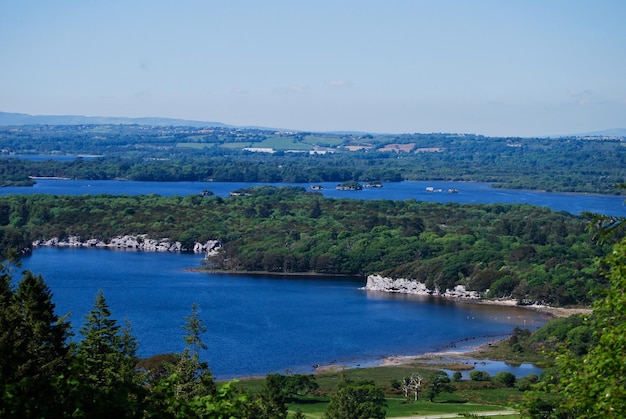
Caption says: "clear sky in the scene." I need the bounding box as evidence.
[1,1,624,137]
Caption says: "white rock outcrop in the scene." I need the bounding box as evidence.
[194,240,222,256]
[32,235,222,257]
[364,274,480,299]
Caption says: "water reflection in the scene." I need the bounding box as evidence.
[364,290,550,329]
[446,359,543,379]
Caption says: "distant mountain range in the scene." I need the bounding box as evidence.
[0,111,229,128]
[0,111,624,138]
[570,128,626,137]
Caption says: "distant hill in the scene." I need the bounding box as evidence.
[2,111,624,138]
[570,128,626,137]
[0,111,229,128]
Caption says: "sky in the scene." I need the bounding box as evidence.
[1,1,625,137]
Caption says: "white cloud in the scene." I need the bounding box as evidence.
[326,79,352,88]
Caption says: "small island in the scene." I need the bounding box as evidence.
[364,181,383,188]
[336,180,363,190]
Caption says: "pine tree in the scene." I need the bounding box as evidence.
[74,290,142,418]
[255,373,288,419]
[0,270,72,418]
[167,303,216,400]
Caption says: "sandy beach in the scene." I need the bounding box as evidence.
[467,298,592,318]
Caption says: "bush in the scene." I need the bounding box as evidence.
[494,371,516,387]
[469,370,490,381]
[515,377,534,391]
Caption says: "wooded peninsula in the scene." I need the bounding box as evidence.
[0,186,614,306]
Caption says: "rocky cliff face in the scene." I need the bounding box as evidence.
[364,274,480,299]
[32,235,222,256]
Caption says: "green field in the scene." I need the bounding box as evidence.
[237,364,526,418]
[303,135,345,147]
[257,137,314,150]
[176,142,215,149]
[220,142,253,149]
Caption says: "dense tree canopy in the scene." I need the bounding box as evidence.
[1,124,624,193]
[325,376,387,419]
[534,238,626,418]
[0,269,71,418]
[1,187,612,305]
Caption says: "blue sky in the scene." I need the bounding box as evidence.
[1,1,624,137]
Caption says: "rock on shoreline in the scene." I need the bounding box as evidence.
[363,274,480,299]
[32,235,222,256]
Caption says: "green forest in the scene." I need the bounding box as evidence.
[1,124,625,193]
[2,226,625,418]
[1,123,625,417]
[0,186,614,306]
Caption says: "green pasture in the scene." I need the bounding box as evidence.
[176,142,215,149]
[257,137,314,150]
[303,135,344,147]
[237,364,525,418]
[220,142,253,149]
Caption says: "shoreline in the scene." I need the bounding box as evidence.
[190,267,593,319]
[312,337,508,375]
[463,298,592,318]
[185,267,357,278]
[311,300,591,375]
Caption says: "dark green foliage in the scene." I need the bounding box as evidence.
[265,373,320,401]
[2,125,625,193]
[325,377,387,419]
[144,378,253,419]
[525,398,559,419]
[469,370,491,382]
[73,291,142,418]
[540,238,626,417]
[0,266,265,418]
[0,270,72,418]
[425,370,453,402]
[493,371,516,387]
[165,303,216,401]
[0,226,30,259]
[254,374,288,419]
[515,374,538,391]
[452,371,463,382]
[1,191,609,305]
[136,352,178,380]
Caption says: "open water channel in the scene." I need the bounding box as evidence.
[7,179,624,378]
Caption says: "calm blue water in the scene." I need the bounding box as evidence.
[1,179,624,216]
[6,179,616,379]
[20,247,549,379]
[446,360,543,380]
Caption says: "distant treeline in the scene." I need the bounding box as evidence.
[1,124,625,193]
[0,186,613,305]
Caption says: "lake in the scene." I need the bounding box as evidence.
[1,178,624,216]
[20,247,550,380]
[7,179,619,379]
